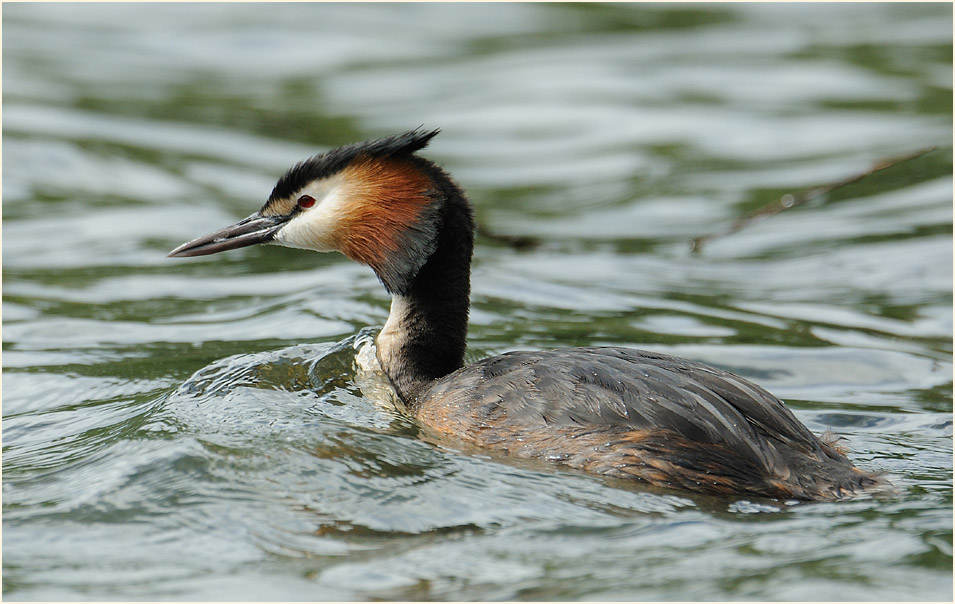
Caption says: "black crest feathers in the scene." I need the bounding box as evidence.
[265,128,440,206]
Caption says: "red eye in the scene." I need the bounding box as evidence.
[297,195,316,209]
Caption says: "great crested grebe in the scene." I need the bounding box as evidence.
[169,129,884,501]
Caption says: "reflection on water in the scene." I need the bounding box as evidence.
[3,2,952,601]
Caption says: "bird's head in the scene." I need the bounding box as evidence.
[168,129,445,294]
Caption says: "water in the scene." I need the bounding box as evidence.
[3,3,952,600]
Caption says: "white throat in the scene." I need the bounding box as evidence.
[376,295,412,364]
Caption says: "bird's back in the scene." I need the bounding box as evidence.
[416,347,881,500]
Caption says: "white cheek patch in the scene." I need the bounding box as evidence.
[272,179,348,252]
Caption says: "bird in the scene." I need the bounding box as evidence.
[169,129,885,501]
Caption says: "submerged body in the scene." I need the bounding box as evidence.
[170,129,884,501]
[417,348,874,500]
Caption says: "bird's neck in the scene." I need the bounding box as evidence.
[375,169,474,405]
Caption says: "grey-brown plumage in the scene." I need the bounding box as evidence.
[169,129,887,501]
[416,348,881,500]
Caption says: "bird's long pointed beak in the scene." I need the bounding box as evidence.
[167,212,291,258]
